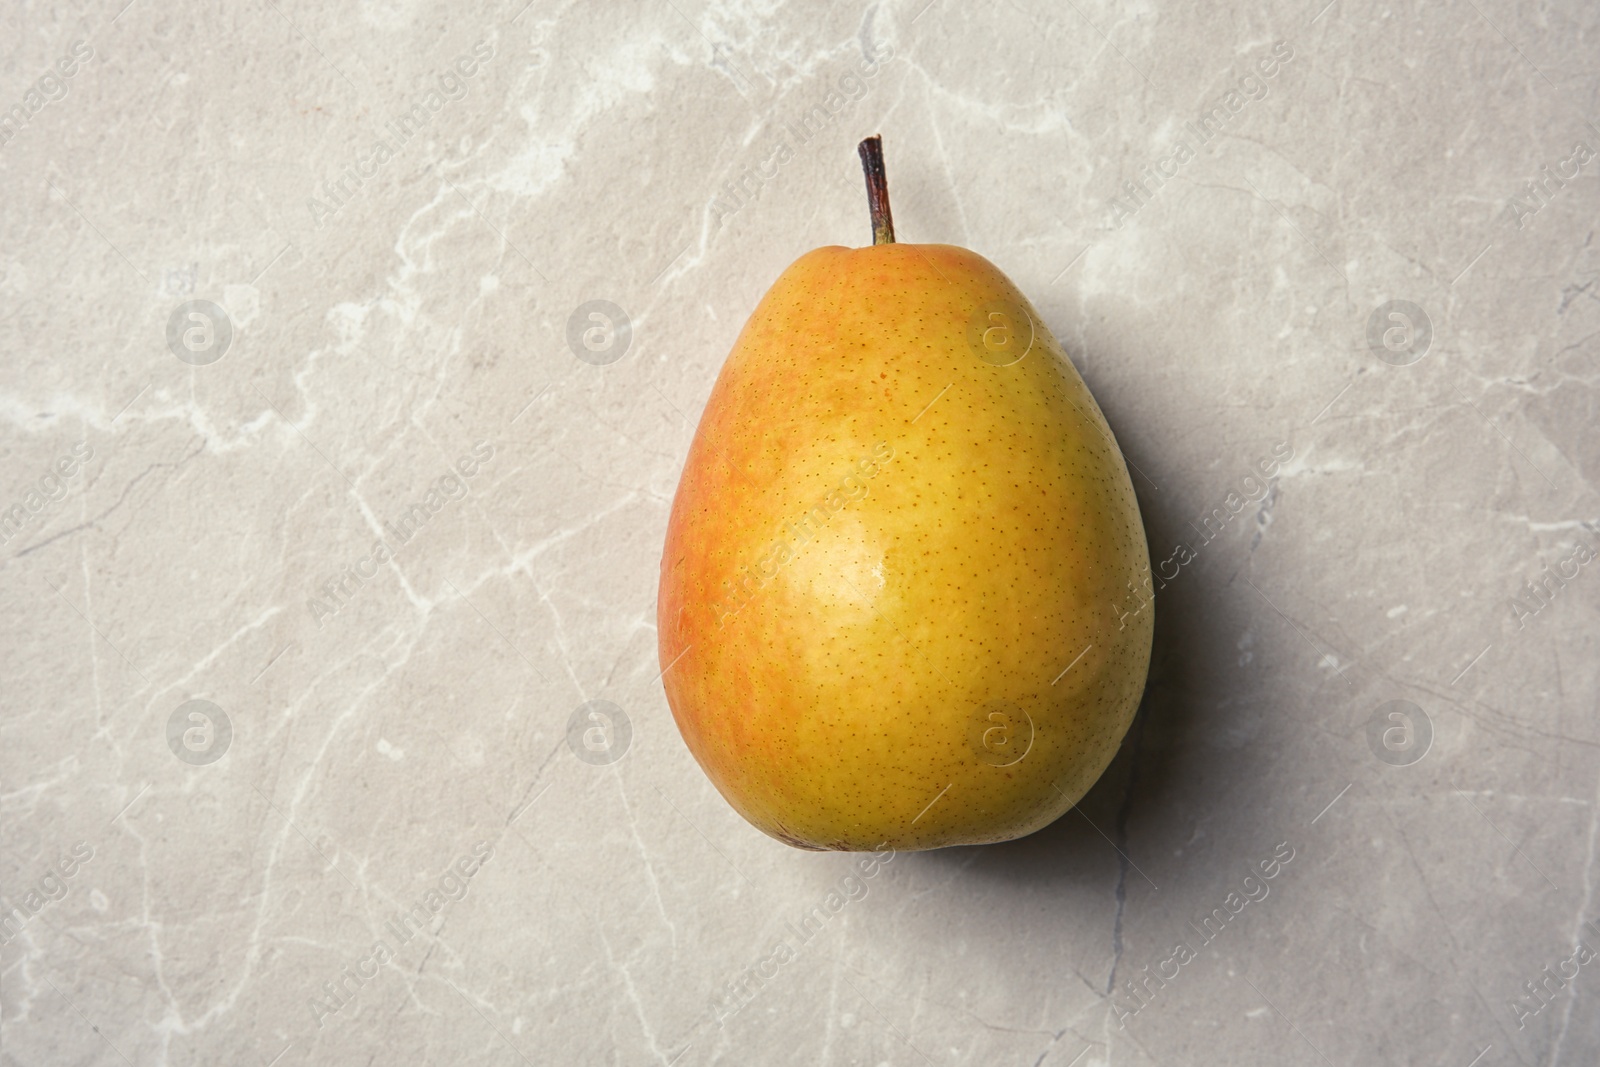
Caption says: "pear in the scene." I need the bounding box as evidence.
[657,136,1152,851]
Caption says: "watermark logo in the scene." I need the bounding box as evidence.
[0,840,95,947]
[1366,300,1431,366]
[167,699,232,765]
[970,701,1034,766]
[566,700,631,765]
[166,300,233,365]
[0,40,95,151]
[967,300,1034,366]
[0,440,95,546]
[1500,141,1595,230]
[566,300,631,365]
[1509,919,1600,1030]
[306,38,496,229]
[704,847,896,1029]
[1365,700,1431,766]
[1112,572,1158,632]
[307,441,496,629]
[1113,841,1294,1028]
[1507,535,1597,631]
[1120,440,1292,610]
[707,44,897,231]
[308,842,493,1030]
[1104,41,1295,228]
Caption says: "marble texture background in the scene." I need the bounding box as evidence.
[2,0,1598,1063]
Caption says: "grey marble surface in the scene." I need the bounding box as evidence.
[3,0,1598,1064]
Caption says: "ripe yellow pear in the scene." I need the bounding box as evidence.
[657,137,1152,851]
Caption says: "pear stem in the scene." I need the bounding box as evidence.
[857,135,895,245]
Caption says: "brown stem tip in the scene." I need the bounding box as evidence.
[857,135,896,245]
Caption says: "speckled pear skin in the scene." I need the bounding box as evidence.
[658,243,1153,851]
